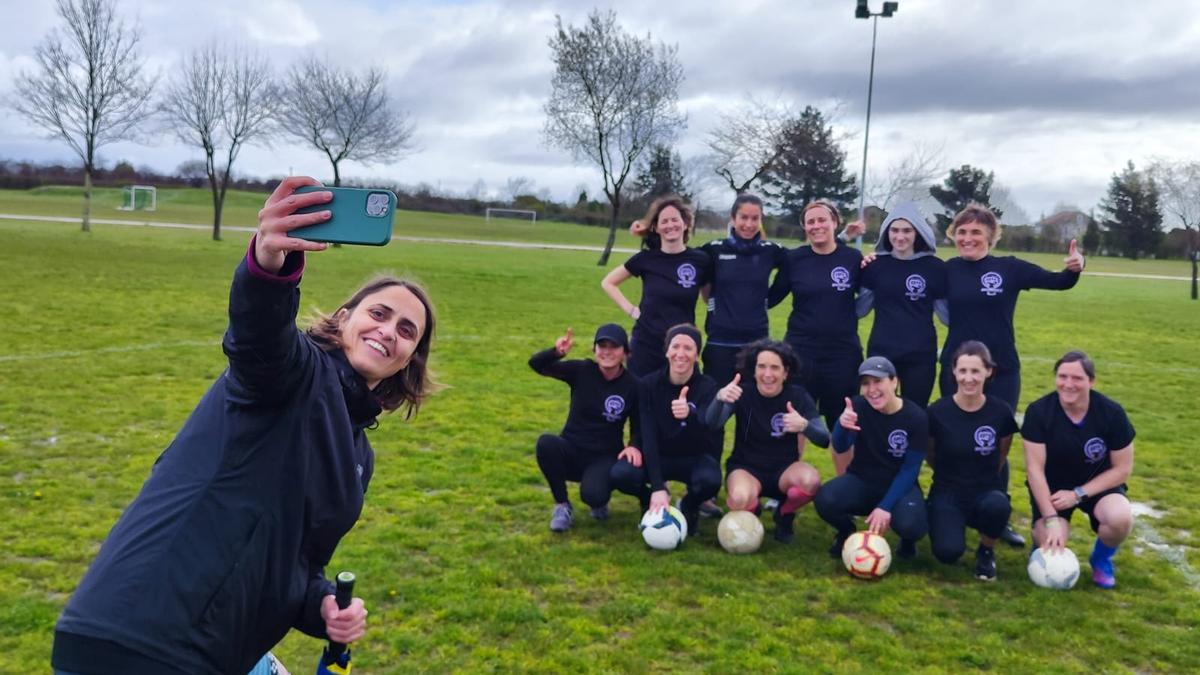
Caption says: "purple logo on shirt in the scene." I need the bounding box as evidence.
[905,274,927,301]
[603,395,626,422]
[676,263,697,288]
[973,426,997,456]
[1083,437,1108,463]
[830,266,851,291]
[980,271,1004,296]
[770,412,787,438]
[887,429,909,457]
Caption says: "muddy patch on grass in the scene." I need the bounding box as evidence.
[1130,502,1200,589]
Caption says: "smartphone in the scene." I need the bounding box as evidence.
[288,186,396,246]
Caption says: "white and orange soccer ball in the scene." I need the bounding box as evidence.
[841,531,893,579]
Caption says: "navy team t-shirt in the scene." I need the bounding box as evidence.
[927,396,1018,494]
[1020,390,1135,491]
[624,248,711,341]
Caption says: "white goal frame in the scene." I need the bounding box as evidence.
[118,185,157,212]
[485,208,537,224]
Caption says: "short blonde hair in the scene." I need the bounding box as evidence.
[947,203,1002,245]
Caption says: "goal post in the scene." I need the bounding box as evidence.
[118,185,157,211]
[485,208,537,225]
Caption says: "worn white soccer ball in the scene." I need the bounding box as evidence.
[639,506,687,550]
[717,510,764,554]
[1027,548,1080,589]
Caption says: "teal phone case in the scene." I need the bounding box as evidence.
[288,186,396,246]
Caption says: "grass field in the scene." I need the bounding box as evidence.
[1,188,1198,673]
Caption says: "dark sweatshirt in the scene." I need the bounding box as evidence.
[638,366,720,490]
[529,348,640,454]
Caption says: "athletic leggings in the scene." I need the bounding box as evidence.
[701,342,742,463]
[535,434,616,507]
[927,489,1011,563]
[610,454,722,511]
[814,473,929,541]
[792,346,862,430]
[628,330,667,378]
[890,352,937,409]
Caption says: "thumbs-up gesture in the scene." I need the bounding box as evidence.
[717,373,743,404]
[555,327,574,356]
[782,400,808,433]
[839,396,860,432]
[671,386,691,420]
[1064,238,1085,273]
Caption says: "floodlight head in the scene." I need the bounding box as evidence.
[855,0,871,19]
[882,2,899,17]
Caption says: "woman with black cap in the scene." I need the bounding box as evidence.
[610,324,721,535]
[529,324,641,532]
[816,356,930,559]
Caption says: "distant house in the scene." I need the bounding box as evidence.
[1036,209,1090,244]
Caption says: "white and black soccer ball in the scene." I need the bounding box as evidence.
[639,506,688,550]
[1027,548,1080,590]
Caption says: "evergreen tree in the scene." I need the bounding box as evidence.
[762,106,857,220]
[929,165,1003,230]
[1082,215,1102,254]
[633,144,689,200]
[1099,161,1163,260]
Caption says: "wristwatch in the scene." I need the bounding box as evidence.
[1073,486,1088,502]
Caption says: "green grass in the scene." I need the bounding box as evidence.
[1,190,1199,673]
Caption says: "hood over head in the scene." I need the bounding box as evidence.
[876,201,937,257]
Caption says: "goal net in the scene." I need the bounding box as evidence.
[119,185,157,211]
[485,208,537,225]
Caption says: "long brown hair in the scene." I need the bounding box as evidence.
[639,194,695,250]
[307,276,439,418]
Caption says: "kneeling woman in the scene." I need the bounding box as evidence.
[926,342,1019,581]
[816,357,929,558]
[1023,350,1135,589]
[530,324,641,532]
[611,324,720,535]
[705,341,828,543]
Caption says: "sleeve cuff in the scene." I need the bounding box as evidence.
[246,234,305,283]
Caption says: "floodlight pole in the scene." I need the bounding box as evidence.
[855,1,897,248]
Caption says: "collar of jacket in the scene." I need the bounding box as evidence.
[328,348,383,430]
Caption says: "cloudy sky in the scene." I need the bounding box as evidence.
[2,0,1198,222]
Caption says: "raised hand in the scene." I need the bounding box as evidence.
[717,373,743,404]
[555,327,574,356]
[254,176,332,273]
[782,400,808,434]
[671,386,690,420]
[1064,238,1085,272]
[629,219,648,237]
[839,397,860,432]
[842,219,866,240]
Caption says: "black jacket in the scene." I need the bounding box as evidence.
[54,244,379,674]
[639,367,720,491]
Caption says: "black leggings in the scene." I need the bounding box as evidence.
[535,434,616,507]
[814,473,929,541]
[792,347,862,430]
[702,342,743,388]
[927,489,1011,563]
[628,330,666,378]
[890,353,936,409]
[610,454,722,510]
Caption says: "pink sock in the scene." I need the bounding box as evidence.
[780,487,814,515]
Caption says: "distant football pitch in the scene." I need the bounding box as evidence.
[1,188,1197,672]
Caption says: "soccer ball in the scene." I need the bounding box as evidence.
[717,510,764,554]
[1027,548,1080,589]
[639,506,688,550]
[842,531,892,579]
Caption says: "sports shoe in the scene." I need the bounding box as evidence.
[549,503,573,532]
[829,532,850,559]
[1000,524,1026,548]
[699,498,724,519]
[590,505,610,521]
[1090,551,1116,589]
[974,545,997,582]
[773,510,796,544]
[898,538,917,559]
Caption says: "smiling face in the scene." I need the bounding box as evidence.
[888,219,916,257]
[666,333,698,378]
[860,375,898,411]
[953,354,992,397]
[337,285,428,389]
[732,202,763,240]
[593,340,626,370]
[754,349,788,397]
[954,219,993,261]
[1055,360,1094,408]
[804,204,838,249]
[655,205,687,245]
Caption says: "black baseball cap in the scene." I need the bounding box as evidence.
[593,323,629,351]
[858,356,897,378]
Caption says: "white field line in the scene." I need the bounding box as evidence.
[1129,502,1200,590]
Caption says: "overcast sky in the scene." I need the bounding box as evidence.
[2,0,1198,222]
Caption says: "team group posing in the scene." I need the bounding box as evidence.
[531,194,1137,587]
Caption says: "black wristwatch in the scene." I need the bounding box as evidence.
[1073,486,1088,502]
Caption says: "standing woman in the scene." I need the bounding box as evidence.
[1022,351,1135,589]
[926,341,1019,581]
[857,202,948,408]
[53,177,435,674]
[610,324,721,535]
[530,324,641,532]
[769,200,863,474]
[705,341,828,543]
[815,357,929,559]
[603,195,711,377]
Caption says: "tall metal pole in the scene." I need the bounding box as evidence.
[856,15,878,248]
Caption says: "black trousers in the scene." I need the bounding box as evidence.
[927,488,1012,564]
[814,472,929,541]
[610,454,722,511]
[890,352,937,409]
[535,434,616,507]
[792,346,862,429]
[702,342,744,388]
[628,329,666,378]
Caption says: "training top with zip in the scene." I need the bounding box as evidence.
[698,233,788,345]
[54,243,378,675]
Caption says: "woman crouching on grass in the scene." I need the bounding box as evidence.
[1022,350,1135,589]
[53,177,438,675]
[926,341,1019,581]
[705,340,827,544]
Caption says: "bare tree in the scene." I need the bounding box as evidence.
[865,141,946,211]
[544,10,685,265]
[12,0,154,232]
[160,43,277,240]
[1147,159,1200,299]
[705,96,793,195]
[504,176,535,203]
[280,57,415,187]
